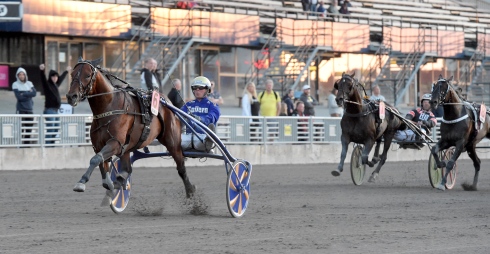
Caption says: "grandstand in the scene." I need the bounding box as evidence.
[1,0,490,108]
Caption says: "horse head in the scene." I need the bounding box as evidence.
[66,57,103,106]
[334,72,357,107]
[430,74,454,110]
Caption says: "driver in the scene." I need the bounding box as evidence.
[181,76,221,152]
[394,93,437,144]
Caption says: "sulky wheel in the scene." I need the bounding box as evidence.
[428,150,443,188]
[350,144,366,186]
[109,158,132,214]
[443,147,457,190]
[226,159,252,218]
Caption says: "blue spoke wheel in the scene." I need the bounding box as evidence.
[109,158,132,213]
[428,150,443,188]
[226,160,252,218]
[350,145,366,186]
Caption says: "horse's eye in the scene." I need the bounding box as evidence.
[86,75,91,79]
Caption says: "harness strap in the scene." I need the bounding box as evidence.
[441,114,469,124]
[93,110,127,120]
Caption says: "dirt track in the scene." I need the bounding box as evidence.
[1,160,490,253]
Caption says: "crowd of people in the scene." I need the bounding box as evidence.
[302,0,351,17]
[10,55,441,147]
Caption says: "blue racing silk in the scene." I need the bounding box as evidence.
[181,97,221,134]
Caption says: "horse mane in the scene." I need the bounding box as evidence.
[98,67,131,89]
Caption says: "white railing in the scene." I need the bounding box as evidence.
[0,114,442,147]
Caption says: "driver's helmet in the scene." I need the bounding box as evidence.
[191,76,211,93]
[421,93,431,104]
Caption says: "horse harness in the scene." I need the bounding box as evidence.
[76,61,158,156]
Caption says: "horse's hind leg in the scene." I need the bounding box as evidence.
[370,138,382,165]
[160,133,195,198]
[100,160,113,191]
[115,153,132,189]
[368,135,392,183]
[462,144,480,191]
[362,140,375,167]
[73,142,120,192]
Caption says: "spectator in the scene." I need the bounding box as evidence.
[370,85,386,102]
[207,81,224,106]
[327,0,339,14]
[301,0,310,12]
[394,94,437,147]
[282,88,295,116]
[328,88,343,117]
[39,63,70,144]
[12,67,37,144]
[279,102,288,116]
[310,0,318,13]
[181,76,221,152]
[299,85,317,116]
[293,101,308,141]
[258,79,281,117]
[339,0,350,14]
[140,57,160,91]
[167,78,184,109]
[241,82,260,119]
[317,1,327,17]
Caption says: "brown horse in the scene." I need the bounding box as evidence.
[430,74,490,191]
[66,57,195,198]
[331,73,406,182]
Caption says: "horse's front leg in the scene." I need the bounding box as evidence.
[437,140,464,191]
[332,134,350,176]
[462,144,480,191]
[369,133,393,183]
[73,141,120,192]
[370,138,382,165]
[430,140,450,169]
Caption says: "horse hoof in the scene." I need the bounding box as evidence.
[436,184,446,191]
[186,185,196,198]
[368,174,378,183]
[100,191,113,207]
[73,183,86,192]
[331,170,341,177]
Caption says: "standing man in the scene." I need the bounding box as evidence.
[299,85,317,116]
[258,79,281,117]
[207,81,224,106]
[140,57,160,91]
[328,88,343,117]
[370,85,386,101]
[40,63,71,144]
[167,78,184,108]
[12,67,37,144]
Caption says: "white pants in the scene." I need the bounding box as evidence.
[394,129,426,142]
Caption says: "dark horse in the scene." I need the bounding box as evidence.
[331,73,405,182]
[430,74,490,191]
[66,57,195,198]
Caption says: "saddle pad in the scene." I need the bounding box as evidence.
[151,91,160,116]
[379,101,385,120]
[480,104,486,123]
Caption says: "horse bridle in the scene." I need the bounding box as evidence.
[431,78,452,105]
[432,78,471,124]
[337,75,368,106]
[72,61,98,101]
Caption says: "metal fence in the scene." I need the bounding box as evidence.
[0,114,441,148]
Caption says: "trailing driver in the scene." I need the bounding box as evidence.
[394,93,437,147]
[181,76,221,152]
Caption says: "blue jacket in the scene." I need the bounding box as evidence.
[181,97,221,134]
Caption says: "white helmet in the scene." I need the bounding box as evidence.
[421,93,431,103]
[191,76,211,93]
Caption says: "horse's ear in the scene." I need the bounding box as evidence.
[91,57,103,67]
[350,72,355,78]
[448,76,454,82]
[341,72,345,76]
[78,56,84,62]
[438,74,443,80]
[334,80,339,90]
